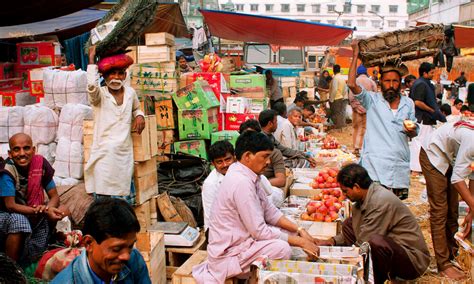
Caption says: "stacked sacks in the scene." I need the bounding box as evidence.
[23,105,59,145]
[43,69,88,109]
[53,104,92,179]
[37,143,57,165]
[0,106,24,143]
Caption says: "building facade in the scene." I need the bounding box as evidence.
[408,0,474,26]
[220,0,409,38]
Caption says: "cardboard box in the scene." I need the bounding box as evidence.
[210,131,240,146]
[226,96,249,113]
[136,231,166,284]
[0,89,35,106]
[279,76,297,88]
[127,45,176,64]
[174,140,207,159]
[145,32,175,46]
[224,113,259,131]
[28,68,45,96]
[16,41,61,68]
[173,81,220,110]
[282,86,297,98]
[157,130,175,156]
[154,97,175,129]
[249,98,268,113]
[15,67,30,90]
[177,107,219,140]
[192,72,230,99]
[229,74,266,98]
[0,63,15,80]
[0,78,22,90]
[134,200,151,232]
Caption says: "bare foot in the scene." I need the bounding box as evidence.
[440,266,466,280]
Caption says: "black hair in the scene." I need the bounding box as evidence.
[404,74,416,85]
[239,119,261,134]
[461,105,469,112]
[336,163,373,189]
[454,99,463,105]
[272,102,287,117]
[461,71,465,76]
[235,131,274,160]
[83,198,140,244]
[258,109,278,127]
[178,55,186,60]
[208,140,235,162]
[333,64,341,74]
[418,62,434,77]
[440,104,452,116]
[303,105,315,113]
[294,96,306,104]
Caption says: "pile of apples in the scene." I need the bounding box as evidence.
[310,167,339,189]
[322,136,340,149]
[316,150,337,158]
[301,192,344,222]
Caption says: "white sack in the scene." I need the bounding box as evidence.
[0,143,9,159]
[37,142,57,165]
[43,69,88,109]
[23,105,59,145]
[53,138,84,179]
[0,106,24,143]
[57,104,92,142]
[53,176,80,187]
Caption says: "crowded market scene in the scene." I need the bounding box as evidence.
[1,0,474,283]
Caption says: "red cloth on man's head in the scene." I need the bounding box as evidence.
[97,54,134,74]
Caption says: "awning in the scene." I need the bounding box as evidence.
[143,3,190,38]
[0,9,106,40]
[199,9,353,46]
[1,0,102,26]
[454,25,474,48]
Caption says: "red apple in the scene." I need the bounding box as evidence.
[324,200,334,208]
[331,182,338,189]
[311,182,319,189]
[317,176,324,183]
[314,212,325,222]
[328,169,337,178]
[312,194,321,201]
[329,211,339,221]
[322,173,330,180]
[324,215,332,222]
[318,205,328,214]
[334,202,342,210]
[328,205,337,212]
[326,176,334,183]
[333,189,341,197]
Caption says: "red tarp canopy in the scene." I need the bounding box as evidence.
[200,9,353,46]
[454,25,474,48]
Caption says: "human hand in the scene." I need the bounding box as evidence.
[89,46,96,64]
[403,120,417,133]
[307,157,317,168]
[132,115,146,134]
[313,237,335,246]
[46,207,64,221]
[298,228,314,242]
[32,204,48,214]
[351,40,360,57]
[461,212,473,239]
[300,237,320,258]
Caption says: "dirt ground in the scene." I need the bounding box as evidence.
[328,125,472,283]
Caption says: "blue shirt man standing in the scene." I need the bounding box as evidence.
[347,41,418,199]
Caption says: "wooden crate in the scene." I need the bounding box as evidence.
[134,171,158,205]
[132,118,151,162]
[127,45,176,64]
[155,98,175,130]
[148,115,158,156]
[145,32,175,47]
[150,195,158,225]
[134,157,157,177]
[136,231,166,284]
[131,77,178,93]
[134,200,151,232]
[157,129,175,156]
[172,250,235,284]
[129,63,177,81]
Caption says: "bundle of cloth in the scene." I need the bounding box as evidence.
[23,105,59,145]
[0,106,24,143]
[43,69,88,109]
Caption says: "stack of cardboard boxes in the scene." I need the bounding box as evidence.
[298,71,316,100]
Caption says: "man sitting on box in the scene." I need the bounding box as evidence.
[84,46,145,202]
[259,109,316,168]
[275,108,303,150]
[0,133,65,264]
[316,164,430,283]
[52,198,151,283]
[193,131,319,283]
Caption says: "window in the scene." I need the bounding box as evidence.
[281,4,290,13]
[389,5,398,13]
[250,4,258,12]
[279,48,303,64]
[297,4,305,12]
[343,4,351,13]
[236,4,244,11]
[265,4,274,12]
[371,5,380,13]
[246,44,271,64]
[327,5,336,12]
[371,20,381,28]
[327,20,336,25]
[357,5,365,13]
[357,19,367,27]
[343,20,352,27]
[388,20,397,28]
[312,4,321,13]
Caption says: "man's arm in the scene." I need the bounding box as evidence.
[279,123,293,149]
[412,84,434,113]
[131,91,146,134]
[347,41,362,95]
[201,177,219,229]
[87,46,101,106]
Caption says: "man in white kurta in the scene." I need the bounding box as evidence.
[274,108,301,150]
[84,47,145,197]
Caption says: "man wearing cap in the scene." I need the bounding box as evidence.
[348,41,418,200]
[84,46,145,200]
[348,65,378,156]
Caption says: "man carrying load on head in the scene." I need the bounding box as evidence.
[84,47,145,202]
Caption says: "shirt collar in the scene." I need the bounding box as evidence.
[359,182,376,212]
[234,162,260,184]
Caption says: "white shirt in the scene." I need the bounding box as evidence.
[84,65,144,196]
[202,169,225,231]
[422,122,474,184]
[274,118,298,150]
[277,115,285,130]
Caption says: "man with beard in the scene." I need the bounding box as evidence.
[347,41,418,200]
[84,46,145,201]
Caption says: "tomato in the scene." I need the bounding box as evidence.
[22,54,29,63]
[29,52,37,62]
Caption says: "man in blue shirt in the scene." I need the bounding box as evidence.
[347,41,418,199]
[53,198,151,283]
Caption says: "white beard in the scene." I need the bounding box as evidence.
[106,79,124,90]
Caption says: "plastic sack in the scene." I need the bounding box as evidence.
[0,106,24,143]
[57,104,93,142]
[23,105,58,145]
[53,138,84,179]
[43,69,88,109]
[37,142,57,165]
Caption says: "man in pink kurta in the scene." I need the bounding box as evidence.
[193,131,319,283]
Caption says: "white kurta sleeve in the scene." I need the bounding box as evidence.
[87,64,101,106]
[131,90,144,118]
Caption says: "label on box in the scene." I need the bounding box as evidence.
[226,97,249,113]
[224,113,259,131]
